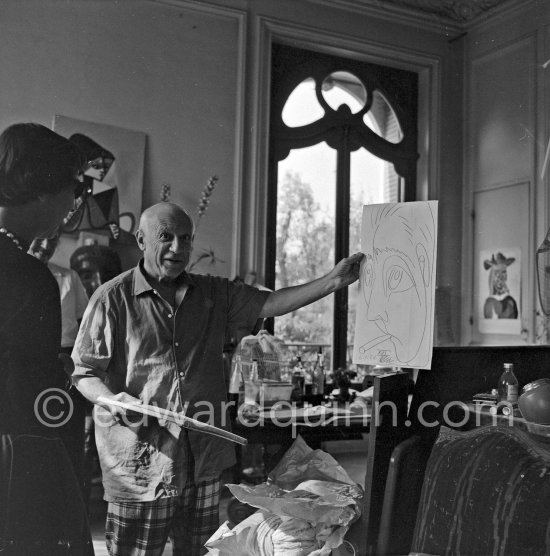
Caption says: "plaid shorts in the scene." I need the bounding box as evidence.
[105,474,221,556]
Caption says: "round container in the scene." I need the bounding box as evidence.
[518,378,550,425]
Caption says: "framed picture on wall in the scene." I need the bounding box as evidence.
[53,115,146,239]
[478,247,521,335]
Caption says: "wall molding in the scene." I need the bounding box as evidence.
[462,29,538,343]
[151,0,246,20]
[470,180,532,344]
[150,0,247,279]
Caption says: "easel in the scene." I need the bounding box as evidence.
[346,371,410,555]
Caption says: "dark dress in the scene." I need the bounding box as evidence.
[0,234,93,555]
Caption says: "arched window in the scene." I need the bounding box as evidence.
[266,43,418,369]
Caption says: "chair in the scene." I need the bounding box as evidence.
[411,425,550,555]
[376,427,466,555]
[376,434,424,556]
[346,372,410,555]
[375,345,550,555]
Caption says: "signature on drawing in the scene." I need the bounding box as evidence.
[377,350,394,364]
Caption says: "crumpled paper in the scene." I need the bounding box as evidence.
[205,510,317,556]
[226,480,361,527]
[267,435,358,490]
[206,435,363,555]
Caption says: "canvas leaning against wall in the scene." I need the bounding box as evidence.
[352,201,438,370]
[478,248,521,335]
[53,115,146,239]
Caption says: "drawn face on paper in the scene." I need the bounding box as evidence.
[361,207,432,364]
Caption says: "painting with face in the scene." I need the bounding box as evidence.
[53,114,146,237]
[478,247,521,335]
[352,201,438,369]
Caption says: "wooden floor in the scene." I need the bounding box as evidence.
[89,441,368,555]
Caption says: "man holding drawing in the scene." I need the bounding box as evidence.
[72,201,362,555]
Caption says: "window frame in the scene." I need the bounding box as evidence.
[265,42,419,369]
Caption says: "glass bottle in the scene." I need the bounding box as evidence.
[229,353,244,405]
[250,358,259,382]
[244,358,260,406]
[312,347,325,396]
[291,356,306,400]
[303,355,313,387]
[498,362,519,404]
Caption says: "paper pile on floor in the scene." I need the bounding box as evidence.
[205,435,363,556]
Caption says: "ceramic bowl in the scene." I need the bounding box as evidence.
[518,378,550,425]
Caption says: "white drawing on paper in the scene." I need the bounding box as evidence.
[352,201,438,370]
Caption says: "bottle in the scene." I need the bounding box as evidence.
[498,363,519,404]
[297,356,306,392]
[312,347,325,396]
[251,358,259,381]
[229,353,244,406]
[244,359,260,406]
[291,356,306,400]
[304,360,313,387]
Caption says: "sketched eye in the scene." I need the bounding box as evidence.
[386,265,413,293]
[363,262,374,289]
[159,232,170,241]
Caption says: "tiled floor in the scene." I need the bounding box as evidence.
[89,440,368,555]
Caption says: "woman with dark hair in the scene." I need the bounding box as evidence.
[0,123,93,554]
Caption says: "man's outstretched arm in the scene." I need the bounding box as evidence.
[259,252,364,318]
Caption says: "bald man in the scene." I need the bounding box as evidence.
[72,202,363,556]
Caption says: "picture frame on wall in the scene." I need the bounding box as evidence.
[53,115,146,239]
[478,247,521,335]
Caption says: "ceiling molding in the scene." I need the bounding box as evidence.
[304,0,462,33]
[305,0,526,30]
[376,0,508,23]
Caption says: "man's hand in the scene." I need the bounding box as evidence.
[75,375,144,426]
[97,391,143,424]
[327,252,364,289]
[259,252,365,318]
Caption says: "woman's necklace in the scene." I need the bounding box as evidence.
[0,227,24,251]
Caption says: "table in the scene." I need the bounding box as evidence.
[230,402,371,482]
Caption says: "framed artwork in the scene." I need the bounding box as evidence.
[478,248,521,335]
[53,115,146,238]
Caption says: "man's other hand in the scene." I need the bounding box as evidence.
[58,352,75,377]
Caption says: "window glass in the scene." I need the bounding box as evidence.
[282,78,324,127]
[322,71,366,113]
[363,89,403,144]
[275,143,336,356]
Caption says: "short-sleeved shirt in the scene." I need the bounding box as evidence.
[72,261,269,501]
